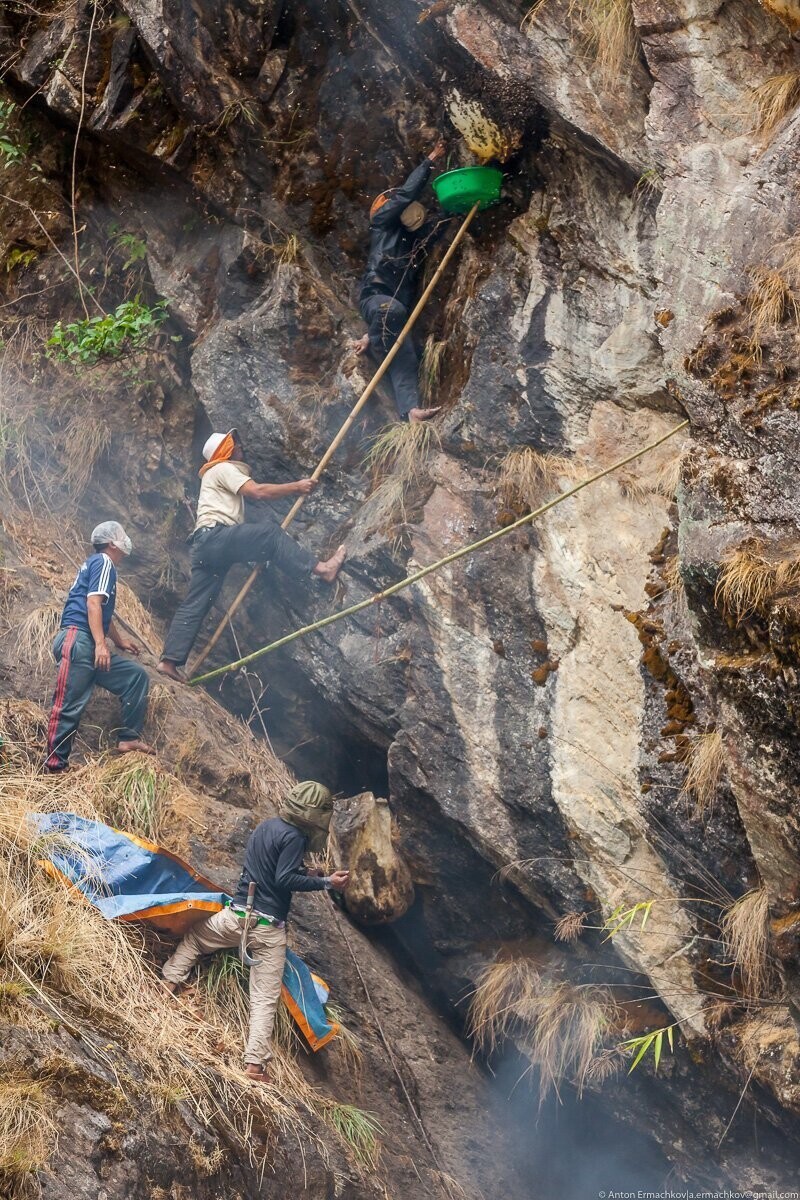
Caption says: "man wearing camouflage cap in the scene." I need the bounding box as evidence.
[162,781,349,1082]
[44,521,152,771]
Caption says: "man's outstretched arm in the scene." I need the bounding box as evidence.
[370,141,446,227]
[240,478,317,502]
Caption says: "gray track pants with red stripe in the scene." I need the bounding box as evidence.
[45,627,149,770]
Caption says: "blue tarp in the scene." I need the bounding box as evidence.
[34,811,225,927]
[33,812,338,1051]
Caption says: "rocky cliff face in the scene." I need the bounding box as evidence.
[3,0,800,1192]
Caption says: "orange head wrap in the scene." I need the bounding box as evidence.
[370,189,395,220]
[198,431,236,478]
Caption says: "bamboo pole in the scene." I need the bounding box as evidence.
[189,201,481,675]
[190,420,689,686]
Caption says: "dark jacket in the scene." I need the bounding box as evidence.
[359,158,449,310]
[233,817,326,921]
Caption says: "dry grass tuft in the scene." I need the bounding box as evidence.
[365,420,441,485]
[680,730,724,816]
[0,701,48,765]
[0,1073,57,1195]
[748,72,800,141]
[115,581,160,653]
[515,980,617,1102]
[583,1046,624,1085]
[714,540,800,624]
[361,421,441,532]
[746,265,800,341]
[499,446,576,510]
[615,467,653,504]
[61,411,111,500]
[274,232,300,267]
[360,475,408,535]
[420,337,447,404]
[652,452,684,500]
[468,959,541,1055]
[0,567,22,619]
[523,0,637,78]
[664,555,682,594]
[720,887,776,1001]
[664,555,689,621]
[577,0,637,78]
[14,603,61,672]
[468,959,618,1102]
[146,683,174,732]
[554,911,588,943]
[187,1139,225,1178]
[325,1004,364,1086]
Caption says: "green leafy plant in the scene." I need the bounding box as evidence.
[47,297,169,364]
[115,232,148,271]
[603,900,653,939]
[620,1023,676,1072]
[5,249,37,273]
[0,99,26,169]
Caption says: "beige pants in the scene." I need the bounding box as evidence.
[162,907,287,1066]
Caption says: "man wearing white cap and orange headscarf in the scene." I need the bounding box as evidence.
[157,430,345,681]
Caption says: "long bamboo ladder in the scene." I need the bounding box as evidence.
[189,201,481,674]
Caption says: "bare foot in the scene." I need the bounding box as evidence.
[161,979,178,995]
[313,544,346,584]
[353,334,370,356]
[244,1063,270,1084]
[156,660,185,683]
[408,406,442,423]
[117,738,155,756]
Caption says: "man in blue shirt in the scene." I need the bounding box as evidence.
[45,521,152,772]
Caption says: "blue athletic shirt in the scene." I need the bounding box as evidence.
[60,553,117,635]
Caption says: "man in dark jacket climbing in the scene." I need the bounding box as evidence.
[355,140,449,422]
[162,781,349,1083]
[44,521,152,771]
[157,429,346,681]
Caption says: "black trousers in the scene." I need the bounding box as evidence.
[359,292,420,420]
[162,518,316,666]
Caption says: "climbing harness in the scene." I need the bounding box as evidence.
[190,420,689,686]
[189,201,481,674]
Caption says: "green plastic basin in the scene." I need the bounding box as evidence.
[432,166,503,214]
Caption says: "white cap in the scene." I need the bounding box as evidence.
[202,429,237,461]
[91,521,132,556]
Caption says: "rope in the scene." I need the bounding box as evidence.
[188,201,481,674]
[190,420,688,686]
[329,902,446,1173]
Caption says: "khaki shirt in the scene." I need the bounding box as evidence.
[195,461,251,531]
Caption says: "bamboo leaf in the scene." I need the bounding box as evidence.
[627,1034,654,1072]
